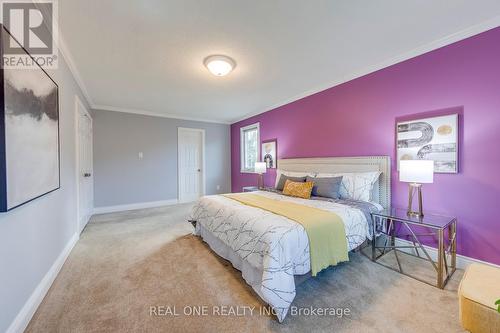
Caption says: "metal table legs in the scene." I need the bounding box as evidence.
[370,215,457,289]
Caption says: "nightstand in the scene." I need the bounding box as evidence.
[370,208,457,289]
[242,186,259,192]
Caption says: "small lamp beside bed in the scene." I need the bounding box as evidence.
[399,160,434,218]
[255,162,267,189]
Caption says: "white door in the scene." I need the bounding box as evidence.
[178,128,205,203]
[76,97,94,233]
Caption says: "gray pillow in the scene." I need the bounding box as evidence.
[276,175,306,191]
[306,176,343,199]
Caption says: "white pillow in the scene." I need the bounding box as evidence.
[274,169,317,188]
[316,171,381,201]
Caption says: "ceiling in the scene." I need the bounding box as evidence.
[60,1,500,124]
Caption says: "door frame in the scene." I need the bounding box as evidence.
[177,127,206,203]
[74,95,94,234]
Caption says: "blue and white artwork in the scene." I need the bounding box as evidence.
[397,114,458,173]
[1,26,59,212]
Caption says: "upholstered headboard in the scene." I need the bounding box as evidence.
[277,156,391,209]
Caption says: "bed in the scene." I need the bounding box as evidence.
[190,156,391,322]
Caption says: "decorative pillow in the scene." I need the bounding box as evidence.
[282,180,314,199]
[305,176,343,199]
[275,175,306,191]
[337,172,381,201]
[274,169,316,188]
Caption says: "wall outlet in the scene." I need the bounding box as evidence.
[216,185,221,191]
[138,152,143,159]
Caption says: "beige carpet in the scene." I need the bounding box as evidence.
[26,204,465,333]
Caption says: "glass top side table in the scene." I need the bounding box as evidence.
[370,208,457,289]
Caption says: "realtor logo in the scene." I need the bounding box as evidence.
[1,0,58,69]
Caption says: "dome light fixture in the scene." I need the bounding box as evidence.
[204,55,236,77]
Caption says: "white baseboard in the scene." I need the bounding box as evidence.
[6,232,79,333]
[93,199,179,215]
[394,238,500,270]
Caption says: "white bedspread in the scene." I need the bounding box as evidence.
[190,191,374,322]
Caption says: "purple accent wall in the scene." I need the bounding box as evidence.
[231,27,500,265]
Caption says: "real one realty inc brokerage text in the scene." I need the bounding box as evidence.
[150,305,351,318]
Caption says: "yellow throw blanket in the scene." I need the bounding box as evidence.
[223,193,349,276]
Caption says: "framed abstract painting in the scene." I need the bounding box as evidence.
[262,139,277,169]
[397,114,458,173]
[0,25,60,212]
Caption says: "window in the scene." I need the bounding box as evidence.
[240,123,260,173]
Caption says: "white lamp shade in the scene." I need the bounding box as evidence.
[400,160,434,183]
[254,162,267,174]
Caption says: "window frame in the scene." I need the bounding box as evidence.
[240,122,260,173]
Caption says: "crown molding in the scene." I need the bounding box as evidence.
[230,15,500,125]
[34,5,500,126]
[31,1,94,107]
[57,33,95,107]
[93,104,230,125]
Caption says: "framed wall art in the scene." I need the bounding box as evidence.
[261,139,277,169]
[397,114,458,173]
[0,25,60,212]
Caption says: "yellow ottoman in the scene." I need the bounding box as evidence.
[458,263,500,333]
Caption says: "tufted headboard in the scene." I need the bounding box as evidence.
[277,156,391,209]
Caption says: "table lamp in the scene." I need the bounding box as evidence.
[254,162,267,189]
[399,160,434,218]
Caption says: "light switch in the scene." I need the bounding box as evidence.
[138,152,144,159]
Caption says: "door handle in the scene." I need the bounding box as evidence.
[84,173,92,177]
[197,169,201,172]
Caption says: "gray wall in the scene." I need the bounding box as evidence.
[0,57,91,330]
[93,110,231,207]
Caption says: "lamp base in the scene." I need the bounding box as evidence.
[407,183,424,218]
[257,174,264,190]
[407,211,423,218]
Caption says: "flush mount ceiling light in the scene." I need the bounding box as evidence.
[204,55,236,76]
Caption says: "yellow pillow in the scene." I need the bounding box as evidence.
[282,180,314,199]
